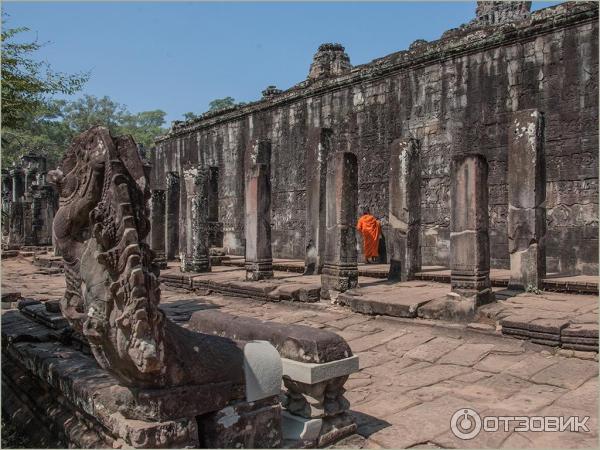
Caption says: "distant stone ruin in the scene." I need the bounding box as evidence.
[2,154,58,249]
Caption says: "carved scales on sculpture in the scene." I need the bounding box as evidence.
[52,126,244,388]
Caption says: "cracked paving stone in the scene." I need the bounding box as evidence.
[501,353,558,380]
[438,343,496,366]
[474,352,529,373]
[530,357,598,389]
[403,336,463,363]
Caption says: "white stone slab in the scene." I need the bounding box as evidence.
[243,340,282,402]
[282,411,322,442]
[281,355,359,385]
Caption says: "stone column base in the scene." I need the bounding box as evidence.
[180,254,211,273]
[320,263,358,300]
[418,290,495,322]
[153,251,168,269]
[509,243,544,291]
[246,259,274,281]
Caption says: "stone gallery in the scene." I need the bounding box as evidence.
[151,1,598,277]
[1,2,598,449]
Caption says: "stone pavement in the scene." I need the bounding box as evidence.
[222,258,599,294]
[2,255,598,448]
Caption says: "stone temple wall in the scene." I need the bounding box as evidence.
[151,2,598,275]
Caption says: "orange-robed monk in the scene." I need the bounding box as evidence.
[356,209,381,263]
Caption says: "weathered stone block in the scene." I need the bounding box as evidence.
[388,137,421,281]
[181,166,211,273]
[165,172,180,260]
[150,189,167,268]
[245,157,273,281]
[321,152,359,300]
[199,397,283,449]
[508,109,546,290]
[304,127,332,275]
[449,154,493,309]
[207,166,224,247]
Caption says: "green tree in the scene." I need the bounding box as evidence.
[208,96,236,112]
[61,94,126,134]
[1,19,88,165]
[58,95,167,148]
[118,109,167,148]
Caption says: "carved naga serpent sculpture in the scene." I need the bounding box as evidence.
[52,126,244,388]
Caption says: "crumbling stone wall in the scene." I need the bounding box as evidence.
[151,2,598,275]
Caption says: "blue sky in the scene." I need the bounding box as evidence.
[4,1,561,124]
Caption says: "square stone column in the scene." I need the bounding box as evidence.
[508,109,546,291]
[22,199,34,246]
[165,172,180,260]
[150,189,167,268]
[388,138,421,281]
[2,170,13,239]
[181,167,211,273]
[449,154,493,308]
[320,152,359,301]
[207,166,224,248]
[24,168,37,201]
[245,162,273,281]
[304,127,332,275]
[10,168,24,203]
[30,185,53,246]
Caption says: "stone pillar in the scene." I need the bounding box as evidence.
[10,167,25,202]
[150,189,167,269]
[28,185,53,246]
[320,152,359,301]
[24,168,37,200]
[304,128,332,275]
[388,138,421,281]
[40,186,56,246]
[245,163,273,281]
[30,186,43,245]
[207,166,223,248]
[22,197,34,246]
[1,170,12,239]
[165,172,180,260]
[508,109,546,290]
[449,154,493,308]
[245,139,272,177]
[181,167,211,273]
[8,168,25,245]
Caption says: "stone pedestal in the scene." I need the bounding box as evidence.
[321,152,359,301]
[2,170,12,239]
[304,127,332,275]
[508,109,546,291]
[388,138,421,282]
[181,167,211,273]
[449,154,493,311]
[30,186,54,246]
[207,166,224,248]
[245,163,273,281]
[165,172,180,260]
[150,189,167,269]
[22,199,34,246]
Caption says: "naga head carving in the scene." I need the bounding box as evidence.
[55,127,246,390]
[56,126,166,386]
